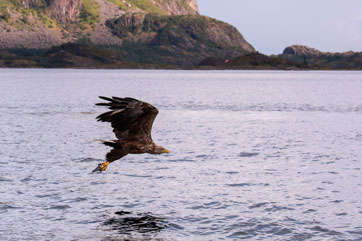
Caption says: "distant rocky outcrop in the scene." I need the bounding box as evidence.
[283,45,323,57]
[281,45,362,70]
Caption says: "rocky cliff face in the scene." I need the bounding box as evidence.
[48,0,83,24]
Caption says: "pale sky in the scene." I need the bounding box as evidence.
[198,0,362,54]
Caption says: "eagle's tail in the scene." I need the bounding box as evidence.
[95,140,118,148]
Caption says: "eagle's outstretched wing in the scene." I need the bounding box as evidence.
[95,96,159,144]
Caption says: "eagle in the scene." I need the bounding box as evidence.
[92,96,170,173]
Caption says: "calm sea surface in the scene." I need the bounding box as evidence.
[0,69,362,241]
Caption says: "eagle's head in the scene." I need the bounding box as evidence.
[152,145,170,154]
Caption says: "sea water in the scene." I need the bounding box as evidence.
[0,69,361,240]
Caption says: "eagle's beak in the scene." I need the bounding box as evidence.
[164,149,170,154]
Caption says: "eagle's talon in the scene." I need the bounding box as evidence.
[92,162,109,173]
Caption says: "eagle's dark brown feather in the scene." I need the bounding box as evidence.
[96,96,164,164]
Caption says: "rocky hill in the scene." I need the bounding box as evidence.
[0,0,254,67]
[282,45,362,69]
[283,45,323,57]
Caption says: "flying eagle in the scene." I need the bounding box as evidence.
[93,96,170,173]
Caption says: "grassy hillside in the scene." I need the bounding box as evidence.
[79,0,99,28]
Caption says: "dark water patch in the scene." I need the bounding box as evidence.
[0,177,12,182]
[0,203,20,212]
[104,211,167,235]
[35,194,58,199]
[168,223,184,230]
[310,226,342,236]
[167,158,195,163]
[115,211,132,215]
[121,203,139,209]
[275,228,292,235]
[303,209,317,214]
[347,229,362,236]
[92,204,114,209]
[228,231,252,238]
[336,212,347,216]
[328,171,339,175]
[153,167,170,170]
[292,232,314,240]
[90,181,107,185]
[21,176,47,183]
[47,205,71,210]
[67,197,88,203]
[239,152,259,158]
[79,112,95,115]
[322,181,334,185]
[225,171,239,175]
[249,202,269,209]
[154,175,176,180]
[76,220,101,225]
[227,220,292,239]
[227,182,269,188]
[188,201,221,210]
[195,154,214,159]
[264,205,295,212]
[124,174,153,178]
[227,183,253,187]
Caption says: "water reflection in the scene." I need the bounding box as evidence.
[104,211,167,236]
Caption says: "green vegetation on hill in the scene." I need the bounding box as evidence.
[0,0,98,30]
[109,0,165,14]
[129,0,165,14]
[80,0,99,27]
[0,1,56,29]
[0,9,11,22]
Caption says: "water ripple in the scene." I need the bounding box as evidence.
[104,211,167,235]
